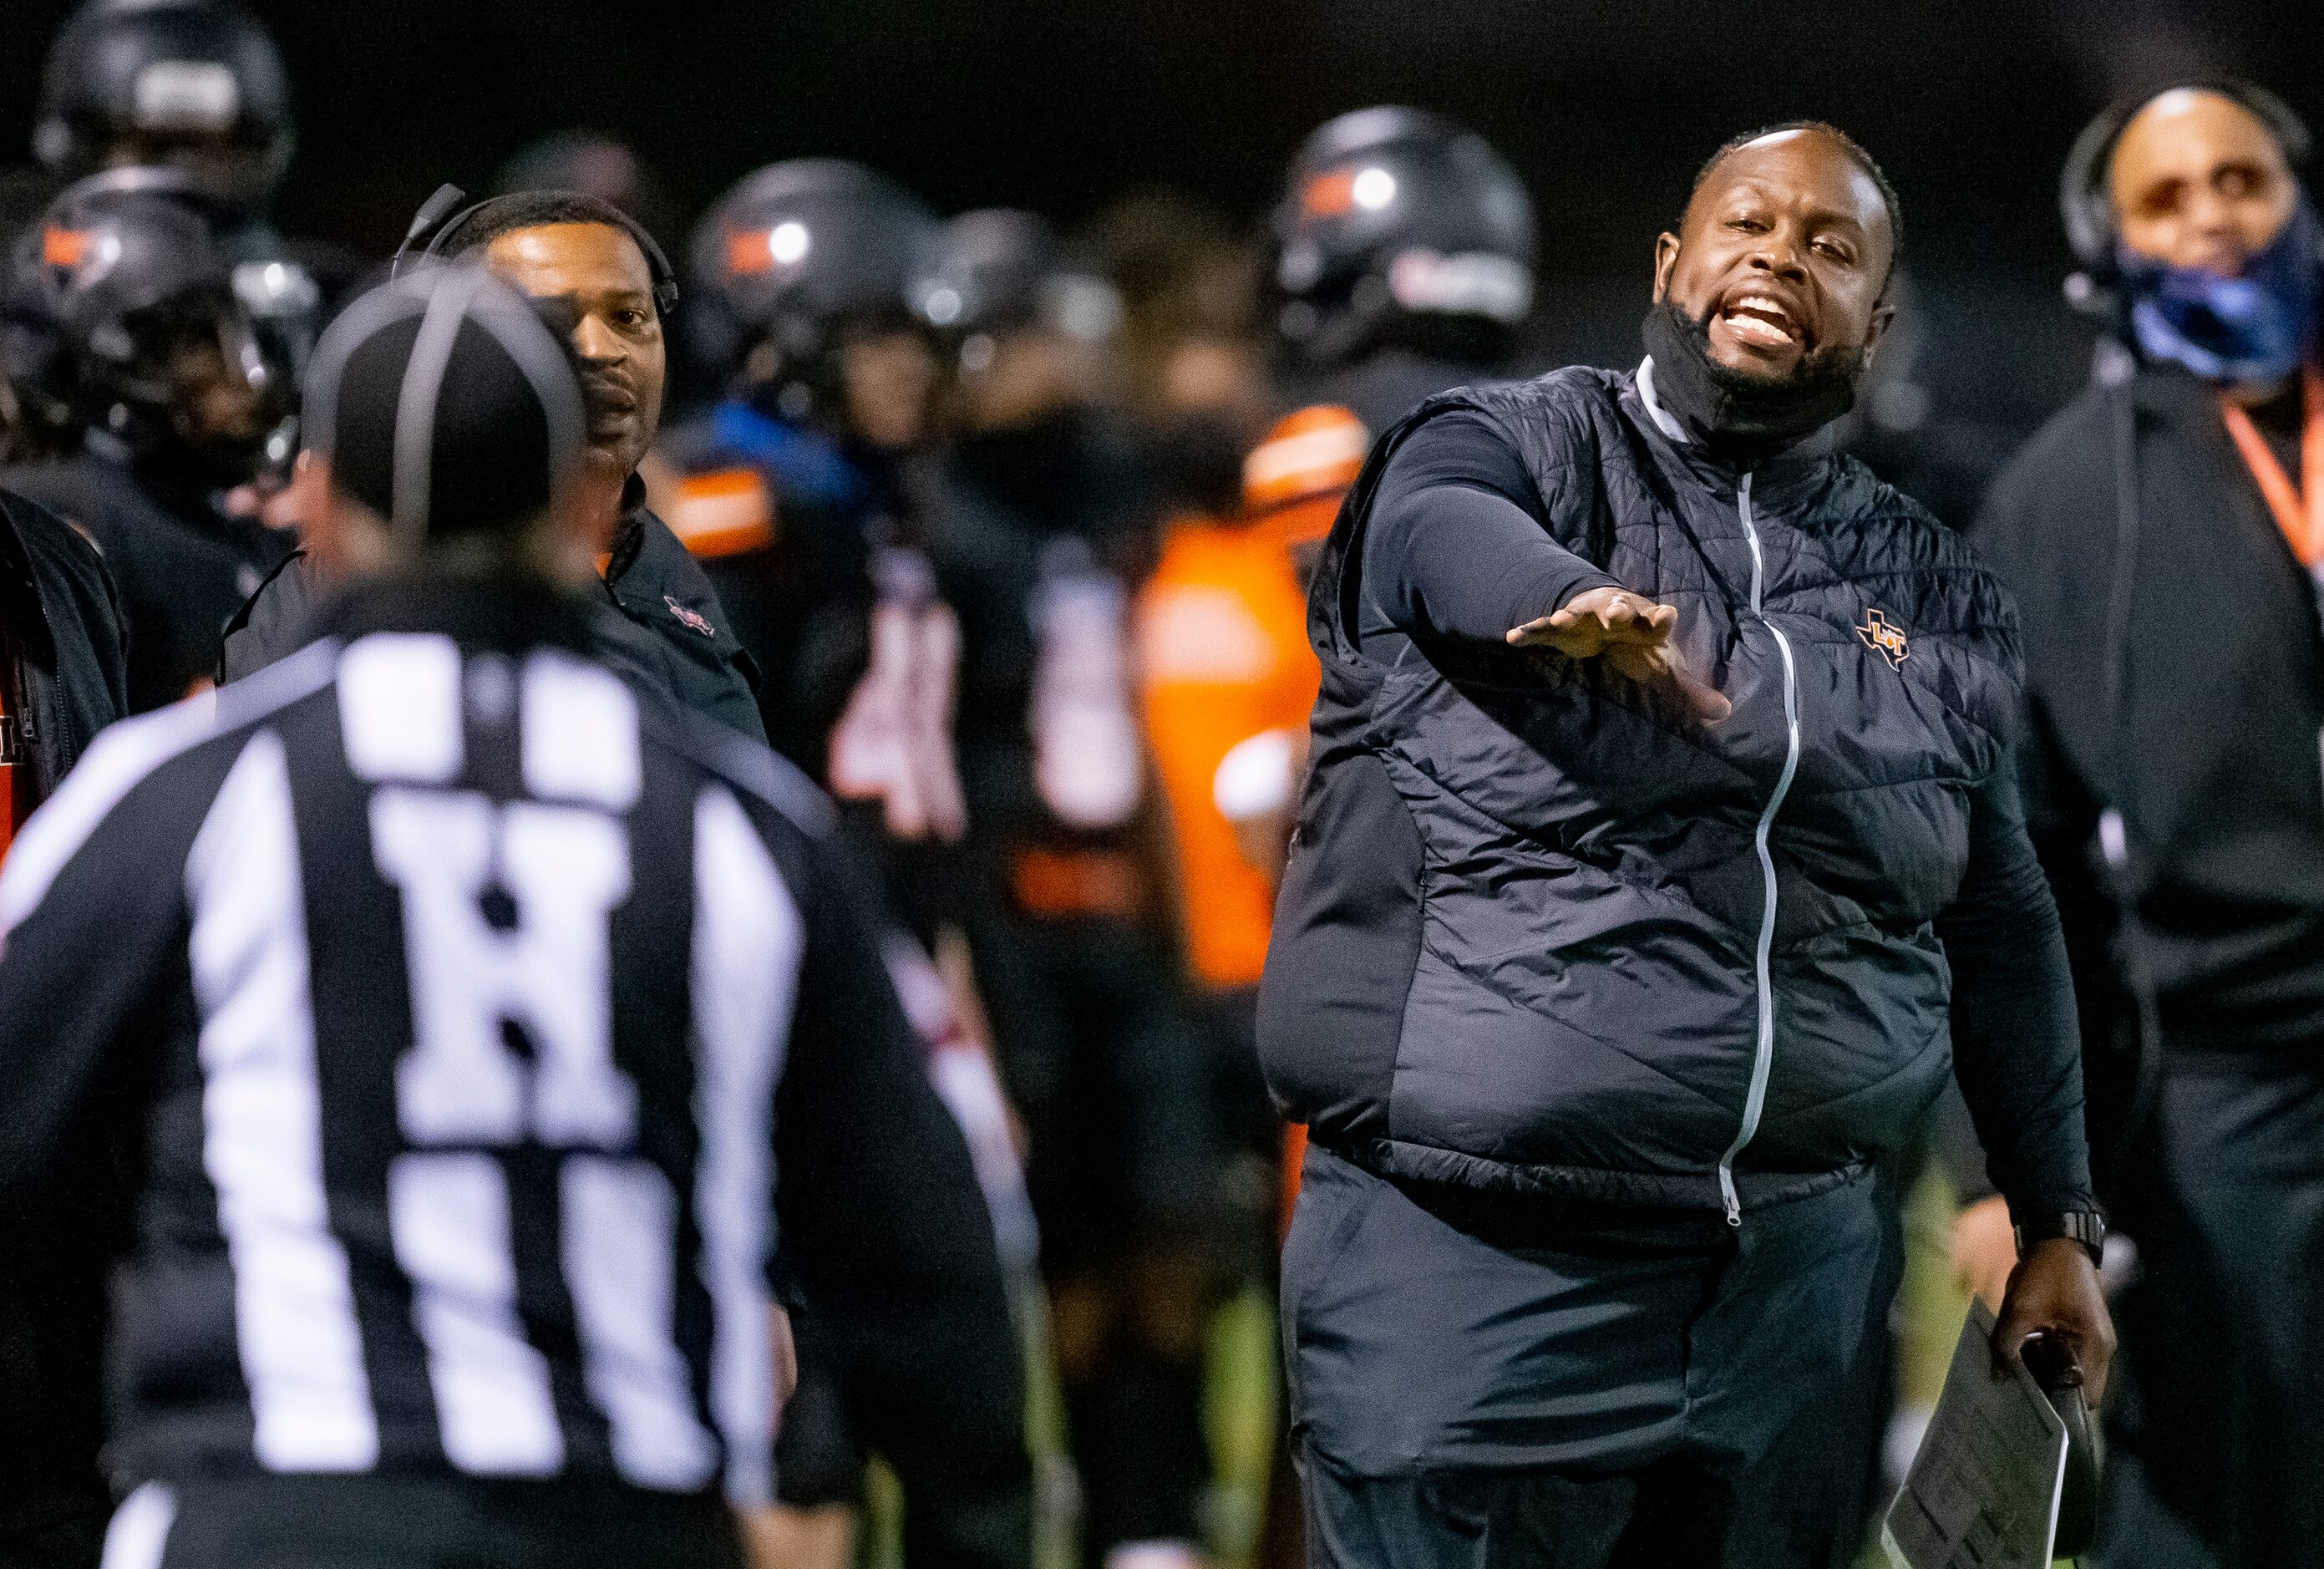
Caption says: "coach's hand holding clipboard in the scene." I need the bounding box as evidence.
[1882,1300,2103,1568]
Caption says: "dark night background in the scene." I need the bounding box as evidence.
[4,0,2321,460]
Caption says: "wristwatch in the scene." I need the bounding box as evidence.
[2016,1211,2106,1269]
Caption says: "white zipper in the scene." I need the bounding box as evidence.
[1717,470,1801,1226]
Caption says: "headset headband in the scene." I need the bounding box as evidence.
[2059,79,2312,307]
[390,182,680,317]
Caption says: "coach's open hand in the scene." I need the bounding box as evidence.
[1993,1239,2115,1404]
[1508,586,1733,721]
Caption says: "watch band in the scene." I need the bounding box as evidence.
[2016,1210,2106,1268]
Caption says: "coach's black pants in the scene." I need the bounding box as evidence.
[102,1475,745,1569]
[1283,1146,1900,1569]
[2094,1049,2324,1569]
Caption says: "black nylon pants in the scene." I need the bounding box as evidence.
[2093,1050,2324,1569]
[1283,1146,1900,1569]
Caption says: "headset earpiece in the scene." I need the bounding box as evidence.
[630,232,682,318]
[2059,113,2125,276]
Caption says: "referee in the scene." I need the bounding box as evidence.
[0,266,951,1567]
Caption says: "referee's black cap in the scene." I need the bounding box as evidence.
[302,264,587,542]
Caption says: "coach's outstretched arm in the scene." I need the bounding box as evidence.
[1362,408,1730,720]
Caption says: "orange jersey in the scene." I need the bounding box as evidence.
[1135,500,1332,990]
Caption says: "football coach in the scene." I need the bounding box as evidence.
[1259,122,2113,1566]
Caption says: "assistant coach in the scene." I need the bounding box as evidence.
[1260,122,2113,1566]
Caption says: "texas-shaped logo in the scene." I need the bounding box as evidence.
[1855,607,1909,668]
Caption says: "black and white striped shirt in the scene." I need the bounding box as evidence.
[0,581,916,1506]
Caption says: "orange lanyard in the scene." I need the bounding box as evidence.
[2219,360,2324,574]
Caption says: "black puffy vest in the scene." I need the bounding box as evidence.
[1257,367,2022,1215]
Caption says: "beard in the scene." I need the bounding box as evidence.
[1641,298,1863,459]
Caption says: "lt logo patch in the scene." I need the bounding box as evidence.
[1855,607,1910,668]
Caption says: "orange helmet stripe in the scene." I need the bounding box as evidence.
[723,227,776,278]
[41,227,89,269]
[1300,168,1359,219]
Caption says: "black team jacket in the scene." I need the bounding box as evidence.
[1260,365,2096,1225]
[221,480,765,744]
[1976,363,2324,1183]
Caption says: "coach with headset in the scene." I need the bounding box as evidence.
[221,188,766,742]
[1976,80,2324,1566]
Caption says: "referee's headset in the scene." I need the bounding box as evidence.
[389,182,682,320]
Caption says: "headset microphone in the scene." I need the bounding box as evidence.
[391,183,469,280]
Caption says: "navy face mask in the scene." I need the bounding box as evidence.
[2118,198,2324,386]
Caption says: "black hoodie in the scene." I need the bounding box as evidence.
[1977,361,2324,1059]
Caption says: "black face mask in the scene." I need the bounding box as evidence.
[1640,299,1863,461]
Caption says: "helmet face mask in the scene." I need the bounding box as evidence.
[28,171,295,486]
[92,288,282,484]
[1270,107,1536,368]
[231,253,323,384]
[97,124,286,211]
[689,160,941,426]
[93,283,288,489]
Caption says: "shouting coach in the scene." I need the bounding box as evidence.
[1259,123,2113,1565]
